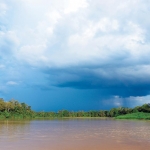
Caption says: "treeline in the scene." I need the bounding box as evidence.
[37,103,150,118]
[0,98,34,119]
[0,98,150,119]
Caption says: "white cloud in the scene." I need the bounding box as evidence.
[1,0,150,71]
[0,30,19,59]
[64,0,88,14]
[96,18,119,32]
[46,11,62,26]
[18,44,47,65]
[126,95,150,107]
[0,2,7,17]
[6,81,18,85]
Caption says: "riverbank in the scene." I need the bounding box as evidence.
[1,114,150,121]
[116,112,150,120]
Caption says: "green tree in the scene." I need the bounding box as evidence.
[0,98,5,111]
[5,101,14,112]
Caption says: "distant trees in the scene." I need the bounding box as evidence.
[58,110,69,117]
[0,98,150,119]
[133,104,150,113]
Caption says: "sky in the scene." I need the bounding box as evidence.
[0,0,150,111]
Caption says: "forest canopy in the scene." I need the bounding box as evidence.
[0,98,150,119]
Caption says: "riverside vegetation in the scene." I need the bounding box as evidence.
[0,98,150,119]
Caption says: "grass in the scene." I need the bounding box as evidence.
[116,112,150,120]
[0,114,34,120]
[1,112,150,120]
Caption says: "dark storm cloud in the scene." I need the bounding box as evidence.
[43,65,150,98]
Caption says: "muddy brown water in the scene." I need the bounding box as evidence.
[0,118,150,150]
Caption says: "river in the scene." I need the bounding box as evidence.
[0,118,150,150]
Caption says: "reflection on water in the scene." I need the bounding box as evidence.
[0,120,31,142]
[0,119,150,150]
